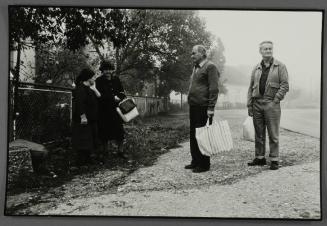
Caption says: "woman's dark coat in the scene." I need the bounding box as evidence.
[96,75,126,142]
[72,84,98,152]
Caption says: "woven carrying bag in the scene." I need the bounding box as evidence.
[196,118,233,156]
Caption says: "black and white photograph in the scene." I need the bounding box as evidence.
[5,5,322,219]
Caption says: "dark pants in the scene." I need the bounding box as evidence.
[253,99,281,161]
[189,105,210,168]
[77,148,91,166]
[72,122,98,165]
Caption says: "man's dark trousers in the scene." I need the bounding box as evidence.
[189,105,210,169]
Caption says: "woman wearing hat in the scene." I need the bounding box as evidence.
[96,60,128,159]
[72,68,100,166]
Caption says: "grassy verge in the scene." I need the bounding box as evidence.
[6,114,190,196]
[6,110,320,215]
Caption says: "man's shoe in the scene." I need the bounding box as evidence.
[248,158,267,166]
[192,167,210,173]
[270,161,279,170]
[184,164,197,169]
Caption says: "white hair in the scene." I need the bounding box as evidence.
[194,44,207,57]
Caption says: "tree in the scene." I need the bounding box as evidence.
[9,6,62,119]
[207,37,226,74]
[34,44,89,87]
[152,10,213,97]
[207,37,227,94]
[9,7,226,97]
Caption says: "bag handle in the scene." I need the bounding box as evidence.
[206,116,213,127]
[119,97,136,106]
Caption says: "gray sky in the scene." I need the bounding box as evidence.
[199,10,322,94]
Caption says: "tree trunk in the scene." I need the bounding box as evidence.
[87,35,104,61]
[13,42,21,120]
[115,48,120,74]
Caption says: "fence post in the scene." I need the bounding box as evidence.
[145,95,147,116]
[69,92,73,126]
[9,80,14,141]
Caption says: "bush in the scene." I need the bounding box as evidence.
[168,102,189,113]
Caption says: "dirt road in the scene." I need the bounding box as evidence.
[281,109,320,138]
[42,142,320,218]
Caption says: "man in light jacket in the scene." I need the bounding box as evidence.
[247,41,289,170]
[186,45,220,173]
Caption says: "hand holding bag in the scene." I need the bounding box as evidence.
[196,118,233,156]
[242,116,255,142]
[116,98,139,122]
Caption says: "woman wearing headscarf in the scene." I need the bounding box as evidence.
[72,68,101,166]
[96,60,128,159]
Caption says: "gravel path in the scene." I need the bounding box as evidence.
[43,143,321,219]
[7,110,320,218]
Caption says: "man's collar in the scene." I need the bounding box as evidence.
[195,59,208,68]
[257,58,279,69]
[261,57,273,66]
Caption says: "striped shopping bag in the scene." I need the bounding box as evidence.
[196,118,233,156]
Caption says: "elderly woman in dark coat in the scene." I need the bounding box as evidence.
[96,60,128,159]
[72,68,101,166]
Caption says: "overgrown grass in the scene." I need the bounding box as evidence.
[6,114,190,196]
[123,114,189,167]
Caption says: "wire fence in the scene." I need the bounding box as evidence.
[9,81,169,144]
[11,82,72,144]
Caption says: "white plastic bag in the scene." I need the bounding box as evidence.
[116,106,139,122]
[196,118,233,157]
[116,98,139,122]
[242,116,255,142]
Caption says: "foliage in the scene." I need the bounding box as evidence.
[9,7,227,96]
[9,6,61,49]
[6,114,190,196]
[207,37,226,73]
[156,10,213,96]
[60,9,218,96]
[34,43,89,86]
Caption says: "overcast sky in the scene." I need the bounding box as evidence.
[199,10,322,94]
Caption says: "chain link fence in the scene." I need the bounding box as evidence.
[11,82,72,144]
[9,82,169,144]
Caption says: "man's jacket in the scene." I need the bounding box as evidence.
[247,58,289,107]
[187,60,220,111]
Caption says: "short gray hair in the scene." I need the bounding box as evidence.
[194,45,207,57]
[259,41,273,48]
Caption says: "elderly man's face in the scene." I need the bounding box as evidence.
[260,43,273,59]
[191,46,203,64]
